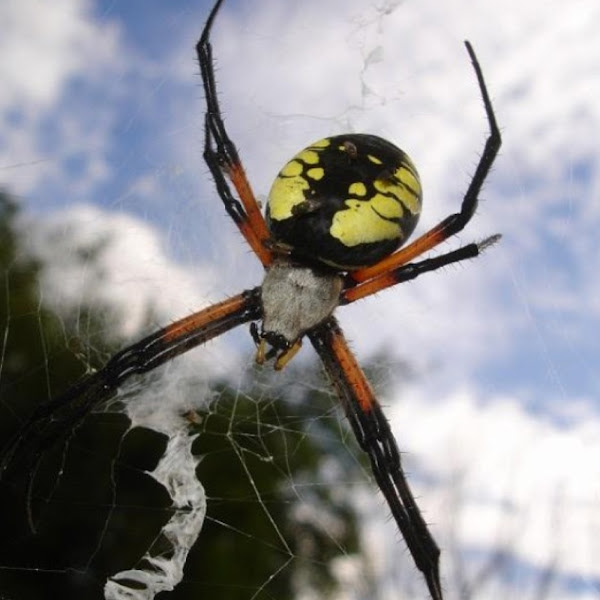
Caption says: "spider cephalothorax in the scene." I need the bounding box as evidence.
[254,260,343,369]
[0,1,501,598]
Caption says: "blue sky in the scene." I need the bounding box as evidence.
[1,0,599,598]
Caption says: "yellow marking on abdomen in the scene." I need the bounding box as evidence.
[307,167,324,180]
[330,199,401,246]
[349,182,367,196]
[268,174,310,220]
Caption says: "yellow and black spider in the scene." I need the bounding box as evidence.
[0,1,501,598]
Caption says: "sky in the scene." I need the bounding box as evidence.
[1,0,599,598]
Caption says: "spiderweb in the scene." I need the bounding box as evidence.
[2,0,600,599]
[0,207,363,600]
[0,195,371,599]
[103,412,205,599]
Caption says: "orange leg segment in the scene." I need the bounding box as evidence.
[309,318,443,600]
[161,289,261,347]
[342,234,500,305]
[226,162,273,266]
[349,220,450,284]
[198,0,273,268]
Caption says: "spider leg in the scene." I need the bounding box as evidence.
[342,234,501,304]
[197,0,274,267]
[0,288,262,530]
[348,41,501,287]
[309,317,443,600]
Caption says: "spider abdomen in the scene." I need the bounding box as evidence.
[267,134,422,271]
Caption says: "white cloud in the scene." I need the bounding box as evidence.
[0,0,123,195]
[0,0,114,109]
[20,203,240,376]
[378,387,600,599]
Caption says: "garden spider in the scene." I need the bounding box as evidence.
[0,1,501,598]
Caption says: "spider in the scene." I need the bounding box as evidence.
[0,1,501,598]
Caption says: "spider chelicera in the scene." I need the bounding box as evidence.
[0,1,501,598]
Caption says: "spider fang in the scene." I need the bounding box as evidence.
[251,324,302,370]
[274,339,302,371]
